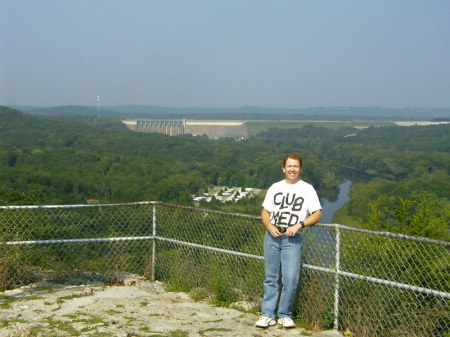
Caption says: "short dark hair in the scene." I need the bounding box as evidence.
[282,154,303,168]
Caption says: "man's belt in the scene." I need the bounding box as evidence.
[275,226,288,233]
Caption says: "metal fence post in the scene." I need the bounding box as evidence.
[151,203,156,282]
[333,224,341,331]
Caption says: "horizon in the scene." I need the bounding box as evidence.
[7,104,450,111]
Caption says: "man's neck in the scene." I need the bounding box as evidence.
[285,178,300,184]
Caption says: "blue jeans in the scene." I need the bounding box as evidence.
[261,231,302,318]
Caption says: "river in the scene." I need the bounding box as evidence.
[304,180,352,265]
[320,179,352,223]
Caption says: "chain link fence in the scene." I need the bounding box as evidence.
[1,202,449,336]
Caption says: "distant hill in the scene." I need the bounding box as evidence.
[25,105,103,116]
[7,104,450,121]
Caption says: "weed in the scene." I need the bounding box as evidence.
[62,313,88,320]
[139,326,161,334]
[199,327,232,336]
[55,292,90,304]
[169,330,190,337]
[0,318,27,328]
[36,285,55,292]
[40,316,80,335]
[0,295,16,309]
[82,314,108,325]
[189,287,210,302]
[106,309,122,314]
[165,283,186,293]
[124,316,137,322]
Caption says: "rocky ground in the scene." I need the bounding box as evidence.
[0,276,343,337]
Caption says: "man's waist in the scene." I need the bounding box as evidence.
[274,225,289,233]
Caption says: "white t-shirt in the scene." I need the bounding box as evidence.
[262,179,322,227]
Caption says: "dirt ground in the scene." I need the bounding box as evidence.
[0,276,343,337]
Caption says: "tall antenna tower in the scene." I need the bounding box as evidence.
[96,95,101,119]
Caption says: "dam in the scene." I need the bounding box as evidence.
[122,119,248,139]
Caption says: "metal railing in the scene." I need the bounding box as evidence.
[1,202,449,337]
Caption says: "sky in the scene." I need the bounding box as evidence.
[1,0,449,109]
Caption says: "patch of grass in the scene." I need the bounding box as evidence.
[27,325,52,336]
[79,330,115,337]
[165,283,186,293]
[38,313,112,336]
[55,292,90,304]
[27,295,44,301]
[0,318,28,328]
[139,326,161,334]
[0,320,10,328]
[210,298,233,308]
[134,329,171,337]
[106,309,122,314]
[189,287,210,302]
[203,319,224,323]
[62,312,88,320]
[60,313,108,326]
[140,300,149,307]
[230,303,259,314]
[135,326,188,337]
[80,327,97,333]
[35,285,56,292]
[124,316,137,323]
[199,327,232,336]
[40,316,80,335]
[0,295,16,309]
[169,330,190,337]
[81,314,108,325]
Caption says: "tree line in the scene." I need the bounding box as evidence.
[0,106,448,240]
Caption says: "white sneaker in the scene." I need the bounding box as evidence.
[255,315,276,328]
[277,317,295,328]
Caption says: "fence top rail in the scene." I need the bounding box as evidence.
[1,201,448,246]
[0,201,156,210]
[320,222,450,246]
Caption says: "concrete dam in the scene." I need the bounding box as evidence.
[122,119,248,139]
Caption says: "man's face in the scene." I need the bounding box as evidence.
[282,158,302,183]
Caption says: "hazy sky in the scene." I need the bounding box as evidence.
[1,0,449,108]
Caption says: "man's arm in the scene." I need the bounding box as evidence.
[286,209,322,236]
[304,209,322,226]
[261,208,281,237]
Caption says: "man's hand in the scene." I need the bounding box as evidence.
[262,209,283,237]
[286,223,302,236]
[268,224,282,238]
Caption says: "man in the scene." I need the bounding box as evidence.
[255,154,322,329]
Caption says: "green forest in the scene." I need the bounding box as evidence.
[1,106,449,241]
